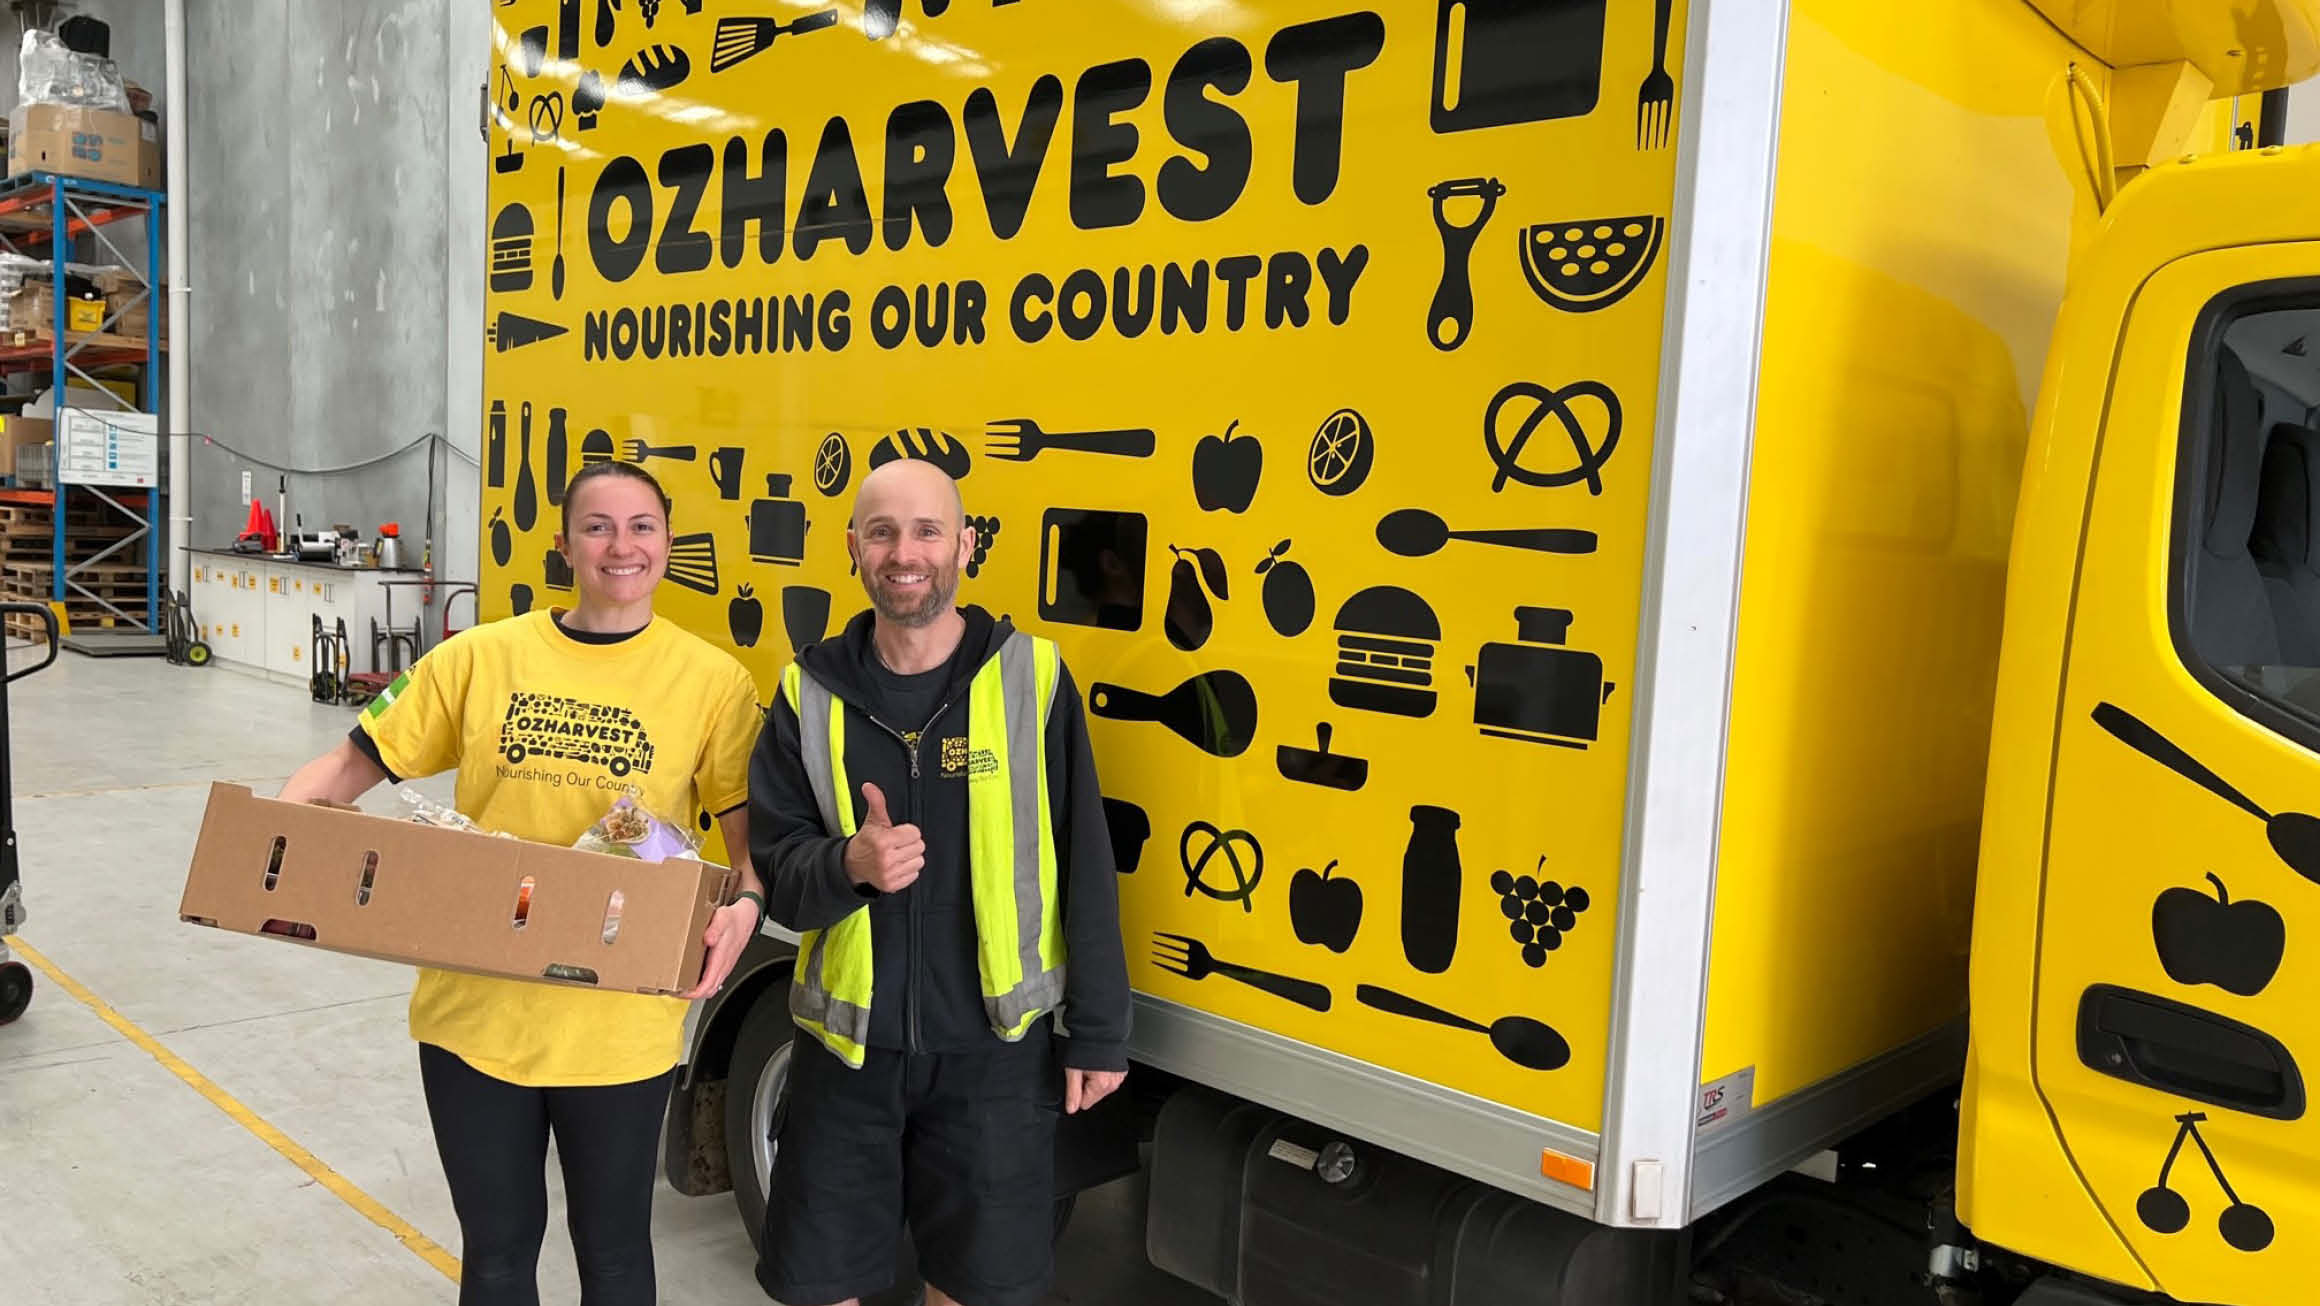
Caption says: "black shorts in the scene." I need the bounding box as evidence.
[755,1032,1062,1306]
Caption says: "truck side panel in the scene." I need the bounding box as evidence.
[1699,0,2090,1150]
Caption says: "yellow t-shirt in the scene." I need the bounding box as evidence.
[356,608,762,1087]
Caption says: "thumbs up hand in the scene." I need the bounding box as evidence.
[843,781,925,893]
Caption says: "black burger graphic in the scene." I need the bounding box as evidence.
[1329,586,1441,719]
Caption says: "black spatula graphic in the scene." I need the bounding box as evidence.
[712,9,839,72]
[1090,670,1257,758]
[2092,702,2320,884]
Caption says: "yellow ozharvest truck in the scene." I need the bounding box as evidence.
[475,0,2320,1302]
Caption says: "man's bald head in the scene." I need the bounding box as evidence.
[848,458,974,628]
[852,457,964,532]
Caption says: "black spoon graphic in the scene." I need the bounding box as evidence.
[2092,702,2320,884]
[1377,508,1597,558]
[1355,984,1569,1071]
[1089,670,1257,758]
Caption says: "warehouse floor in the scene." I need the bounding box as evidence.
[0,646,1216,1306]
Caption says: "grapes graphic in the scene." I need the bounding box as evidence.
[965,514,1001,579]
[1495,856,1591,969]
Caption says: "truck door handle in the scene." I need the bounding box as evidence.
[2077,984,2305,1121]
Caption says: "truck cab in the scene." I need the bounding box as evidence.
[1963,126,2320,1306]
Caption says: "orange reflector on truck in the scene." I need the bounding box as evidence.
[1540,1148,1595,1191]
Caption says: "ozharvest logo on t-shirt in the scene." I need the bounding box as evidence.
[498,693,657,777]
[939,736,998,780]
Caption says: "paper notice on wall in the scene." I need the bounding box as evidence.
[57,407,155,488]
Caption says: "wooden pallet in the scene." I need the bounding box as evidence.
[1,567,147,589]
[3,599,140,637]
[0,502,128,527]
[0,525,135,548]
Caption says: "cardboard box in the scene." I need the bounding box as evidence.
[2,415,53,478]
[178,783,735,995]
[8,104,159,188]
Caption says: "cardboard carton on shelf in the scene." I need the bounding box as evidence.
[0,415,50,478]
[178,783,734,996]
[6,104,159,189]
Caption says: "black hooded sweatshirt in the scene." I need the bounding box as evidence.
[749,604,1130,1071]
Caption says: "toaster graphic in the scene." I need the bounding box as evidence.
[1467,606,1615,749]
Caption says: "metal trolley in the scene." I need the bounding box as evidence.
[0,603,61,1023]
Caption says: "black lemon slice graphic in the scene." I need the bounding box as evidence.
[813,432,852,497]
[1518,215,1666,315]
[1307,408,1374,497]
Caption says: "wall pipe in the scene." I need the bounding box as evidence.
[164,0,191,599]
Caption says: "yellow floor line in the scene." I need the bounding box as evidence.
[5,935,462,1284]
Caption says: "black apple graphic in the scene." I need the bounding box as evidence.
[2152,872,2285,998]
[729,584,763,648]
[1193,419,1262,513]
[1290,859,1362,953]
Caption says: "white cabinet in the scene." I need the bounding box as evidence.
[187,558,262,667]
[185,551,424,683]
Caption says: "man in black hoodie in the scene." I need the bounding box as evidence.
[749,458,1130,1306]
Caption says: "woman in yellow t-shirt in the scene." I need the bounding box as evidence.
[277,462,765,1306]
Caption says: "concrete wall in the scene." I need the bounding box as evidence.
[185,0,481,596]
[3,2,487,619]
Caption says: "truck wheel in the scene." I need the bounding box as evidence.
[723,990,796,1252]
[0,960,33,1024]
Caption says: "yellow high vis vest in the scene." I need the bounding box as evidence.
[779,630,1067,1068]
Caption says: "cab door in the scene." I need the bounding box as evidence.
[2040,246,2320,1304]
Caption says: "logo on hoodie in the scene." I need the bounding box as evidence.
[939,735,998,779]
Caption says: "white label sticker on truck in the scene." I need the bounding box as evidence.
[1697,1067,1756,1136]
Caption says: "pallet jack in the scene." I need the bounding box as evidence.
[1,602,61,1024]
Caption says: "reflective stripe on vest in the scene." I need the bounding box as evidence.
[781,631,1064,1068]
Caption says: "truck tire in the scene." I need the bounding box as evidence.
[722,990,796,1253]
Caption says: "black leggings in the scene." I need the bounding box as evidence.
[418,1043,677,1306]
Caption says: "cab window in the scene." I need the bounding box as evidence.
[2178,292,2320,731]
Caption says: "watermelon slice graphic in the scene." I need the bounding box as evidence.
[1518,216,1666,314]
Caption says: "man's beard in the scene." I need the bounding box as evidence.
[867,563,959,627]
